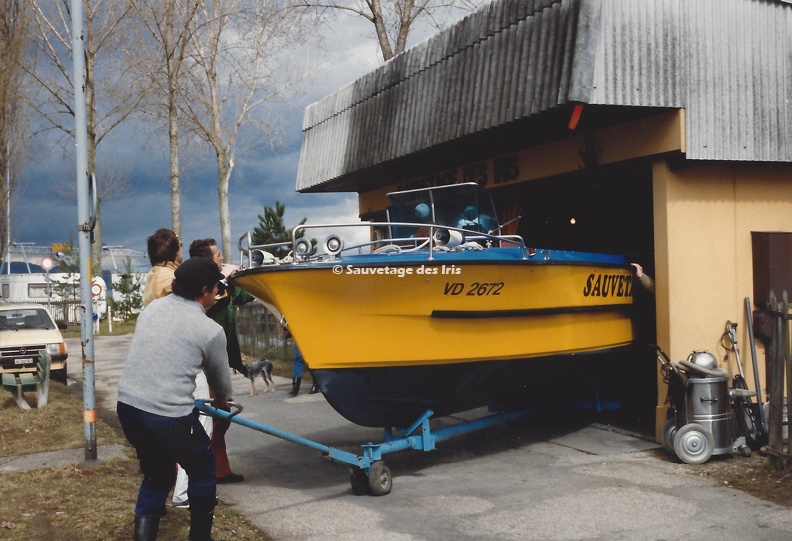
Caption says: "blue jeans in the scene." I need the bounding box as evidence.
[293,344,304,378]
[117,402,217,516]
[292,358,304,378]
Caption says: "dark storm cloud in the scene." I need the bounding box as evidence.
[11,93,365,262]
[8,7,480,268]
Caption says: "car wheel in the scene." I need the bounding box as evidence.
[51,365,68,384]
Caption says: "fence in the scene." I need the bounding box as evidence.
[17,297,292,361]
[4,300,102,327]
[49,301,81,326]
[43,300,294,359]
[236,303,294,362]
[755,291,792,469]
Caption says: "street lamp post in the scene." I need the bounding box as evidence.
[40,256,54,314]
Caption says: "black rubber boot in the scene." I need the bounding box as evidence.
[188,511,215,541]
[309,381,320,394]
[289,377,302,397]
[134,514,160,541]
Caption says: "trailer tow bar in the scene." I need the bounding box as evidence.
[195,399,532,496]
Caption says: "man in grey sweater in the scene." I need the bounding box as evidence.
[117,256,233,541]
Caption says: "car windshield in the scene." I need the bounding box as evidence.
[0,308,56,331]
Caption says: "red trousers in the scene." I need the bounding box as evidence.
[210,417,232,478]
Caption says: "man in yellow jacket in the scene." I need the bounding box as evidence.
[143,228,183,308]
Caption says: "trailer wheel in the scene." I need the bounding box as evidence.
[660,418,677,454]
[673,423,714,464]
[350,468,369,496]
[367,461,392,496]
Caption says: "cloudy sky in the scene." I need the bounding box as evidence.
[7,6,479,271]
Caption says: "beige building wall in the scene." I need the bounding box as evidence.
[652,161,792,433]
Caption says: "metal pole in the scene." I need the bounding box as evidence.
[19,243,31,273]
[104,245,119,271]
[71,0,97,460]
[4,143,9,275]
[46,269,51,313]
[745,297,766,429]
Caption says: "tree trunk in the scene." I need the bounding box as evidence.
[84,0,102,278]
[216,153,233,259]
[166,0,181,238]
[394,0,415,55]
[169,91,181,238]
[370,0,395,60]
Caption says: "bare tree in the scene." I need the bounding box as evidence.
[179,0,309,257]
[23,0,146,275]
[131,0,201,238]
[1,0,32,268]
[51,157,133,208]
[291,0,483,61]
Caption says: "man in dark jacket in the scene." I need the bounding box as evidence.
[190,238,254,483]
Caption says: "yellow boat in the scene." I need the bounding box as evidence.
[232,184,636,427]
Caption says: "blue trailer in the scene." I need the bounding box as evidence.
[196,393,618,496]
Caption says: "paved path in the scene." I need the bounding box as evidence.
[0,445,127,474]
[65,335,792,541]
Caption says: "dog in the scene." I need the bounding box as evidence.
[242,356,275,396]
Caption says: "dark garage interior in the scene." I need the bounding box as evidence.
[491,159,658,433]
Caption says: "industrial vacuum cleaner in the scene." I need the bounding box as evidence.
[656,339,764,465]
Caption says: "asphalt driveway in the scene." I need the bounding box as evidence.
[67,335,792,541]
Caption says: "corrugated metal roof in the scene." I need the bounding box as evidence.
[296,0,792,192]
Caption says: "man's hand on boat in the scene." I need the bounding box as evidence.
[221,264,241,279]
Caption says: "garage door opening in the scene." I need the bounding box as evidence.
[491,160,658,434]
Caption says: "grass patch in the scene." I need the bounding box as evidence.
[62,319,138,339]
[0,381,269,540]
[0,384,123,457]
[0,459,268,540]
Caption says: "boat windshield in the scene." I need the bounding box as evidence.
[387,183,499,239]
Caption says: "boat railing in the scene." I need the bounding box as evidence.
[237,223,530,268]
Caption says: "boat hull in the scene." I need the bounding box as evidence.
[232,248,636,427]
[233,250,635,369]
[312,346,635,427]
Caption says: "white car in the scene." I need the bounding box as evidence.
[0,303,68,383]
